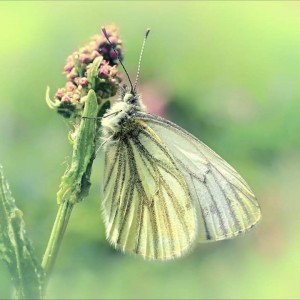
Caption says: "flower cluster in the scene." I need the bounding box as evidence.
[48,25,123,118]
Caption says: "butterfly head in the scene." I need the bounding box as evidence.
[101,27,149,138]
[101,86,146,138]
[123,91,138,104]
[119,84,146,109]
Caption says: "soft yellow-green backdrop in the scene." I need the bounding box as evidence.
[1,1,300,299]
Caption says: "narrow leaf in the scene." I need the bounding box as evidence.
[57,89,99,204]
[0,165,44,299]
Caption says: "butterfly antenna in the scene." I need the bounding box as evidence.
[133,28,151,92]
[101,27,134,92]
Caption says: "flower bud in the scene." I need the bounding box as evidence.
[48,24,124,118]
[55,88,65,100]
[79,77,88,86]
[62,94,71,103]
[66,82,76,92]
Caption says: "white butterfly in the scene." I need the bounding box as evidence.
[100,87,261,260]
[100,28,261,260]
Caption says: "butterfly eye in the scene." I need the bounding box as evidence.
[123,92,133,103]
[128,97,136,104]
[124,93,137,104]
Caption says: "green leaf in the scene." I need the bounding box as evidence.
[0,165,44,299]
[87,56,103,90]
[57,89,99,204]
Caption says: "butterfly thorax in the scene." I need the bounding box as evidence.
[101,91,146,144]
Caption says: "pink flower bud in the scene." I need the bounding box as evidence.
[99,61,110,76]
[55,88,65,99]
[62,95,71,102]
[89,40,98,50]
[66,67,78,82]
[64,62,74,73]
[54,24,124,119]
[66,82,76,92]
[110,65,117,76]
[90,50,100,60]
[99,68,109,76]
[79,77,88,86]
[109,36,118,44]
[79,53,89,63]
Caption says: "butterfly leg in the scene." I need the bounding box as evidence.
[96,135,114,154]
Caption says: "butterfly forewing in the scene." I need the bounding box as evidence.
[136,113,261,242]
[102,121,197,260]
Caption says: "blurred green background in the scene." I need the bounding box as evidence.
[1,1,300,299]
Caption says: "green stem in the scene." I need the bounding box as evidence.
[41,201,73,284]
[41,90,99,295]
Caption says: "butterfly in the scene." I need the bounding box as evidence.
[100,28,261,260]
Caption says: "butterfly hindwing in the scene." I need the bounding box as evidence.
[136,113,261,242]
[102,121,197,260]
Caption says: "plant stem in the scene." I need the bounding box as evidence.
[41,90,99,295]
[41,201,73,285]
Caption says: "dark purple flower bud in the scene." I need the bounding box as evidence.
[109,49,117,58]
[97,25,124,65]
[101,47,109,54]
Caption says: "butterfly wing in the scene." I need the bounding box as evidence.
[136,113,261,242]
[102,121,197,260]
